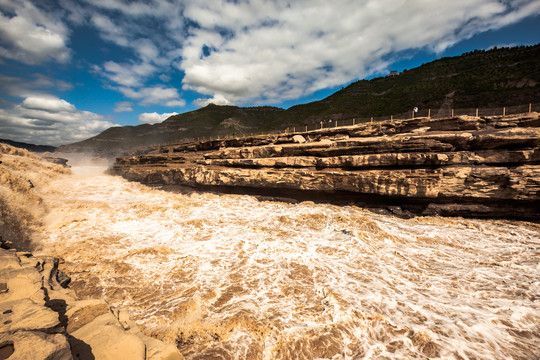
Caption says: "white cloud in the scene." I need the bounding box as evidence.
[22,96,75,112]
[0,0,70,64]
[83,0,183,19]
[0,74,72,98]
[114,101,133,113]
[90,12,130,47]
[0,95,117,146]
[179,0,540,105]
[97,60,158,88]
[165,99,186,107]
[138,111,178,124]
[2,0,539,116]
[194,94,233,107]
[117,85,186,107]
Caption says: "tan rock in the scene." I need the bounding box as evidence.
[142,335,184,360]
[0,298,61,333]
[0,247,179,360]
[292,134,306,143]
[0,331,72,360]
[0,250,20,270]
[111,113,540,219]
[70,313,146,360]
[0,267,45,304]
[66,301,111,333]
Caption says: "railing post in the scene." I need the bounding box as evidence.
[320,121,323,129]
[335,120,337,128]
[390,115,393,122]
[428,109,431,118]
[475,108,478,117]
[503,107,506,116]
[529,103,532,113]
[451,109,454,117]
[371,117,373,124]
[353,118,356,125]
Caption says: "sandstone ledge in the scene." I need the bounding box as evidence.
[111,114,540,219]
[0,239,183,360]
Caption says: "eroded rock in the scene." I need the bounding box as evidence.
[111,113,540,219]
[0,331,72,360]
[0,248,184,360]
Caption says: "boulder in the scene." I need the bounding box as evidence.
[42,157,69,167]
[1,247,183,360]
[0,299,61,333]
[70,312,146,360]
[0,331,72,360]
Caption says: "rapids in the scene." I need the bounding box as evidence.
[31,164,540,359]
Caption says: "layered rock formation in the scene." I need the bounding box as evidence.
[0,238,183,360]
[111,113,540,219]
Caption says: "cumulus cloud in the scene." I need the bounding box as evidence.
[0,0,70,64]
[194,94,233,107]
[138,111,178,124]
[2,0,539,118]
[22,96,76,112]
[0,74,72,98]
[117,85,186,107]
[179,0,540,105]
[114,101,133,113]
[77,0,540,107]
[84,0,184,19]
[0,95,117,146]
[80,3,187,107]
[96,60,158,88]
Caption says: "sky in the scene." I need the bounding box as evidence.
[0,0,539,146]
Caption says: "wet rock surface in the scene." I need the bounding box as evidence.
[43,157,70,167]
[0,239,183,360]
[111,113,540,219]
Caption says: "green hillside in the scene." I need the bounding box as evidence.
[58,44,540,155]
[0,138,57,153]
[282,45,540,125]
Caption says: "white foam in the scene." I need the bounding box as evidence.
[35,167,540,359]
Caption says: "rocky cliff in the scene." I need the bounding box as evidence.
[111,113,540,219]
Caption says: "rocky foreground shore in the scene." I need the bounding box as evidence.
[111,113,540,219]
[0,238,183,360]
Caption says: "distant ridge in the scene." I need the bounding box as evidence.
[0,138,56,153]
[58,44,540,155]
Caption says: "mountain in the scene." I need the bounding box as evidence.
[0,138,57,153]
[58,44,540,155]
[57,106,285,155]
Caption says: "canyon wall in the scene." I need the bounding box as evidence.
[111,114,540,219]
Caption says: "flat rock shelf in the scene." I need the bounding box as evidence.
[111,113,540,219]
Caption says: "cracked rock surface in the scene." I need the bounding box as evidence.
[0,241,183,360]
[112,113,540,219]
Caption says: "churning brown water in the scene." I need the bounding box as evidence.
[33,165,539,359]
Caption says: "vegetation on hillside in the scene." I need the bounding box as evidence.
[0,138,57,153]
[59,44,540,154]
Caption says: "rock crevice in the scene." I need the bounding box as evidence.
[111,114,540,219]
[0,238,184,360]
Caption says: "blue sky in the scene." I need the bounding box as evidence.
[1,0,539,146]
